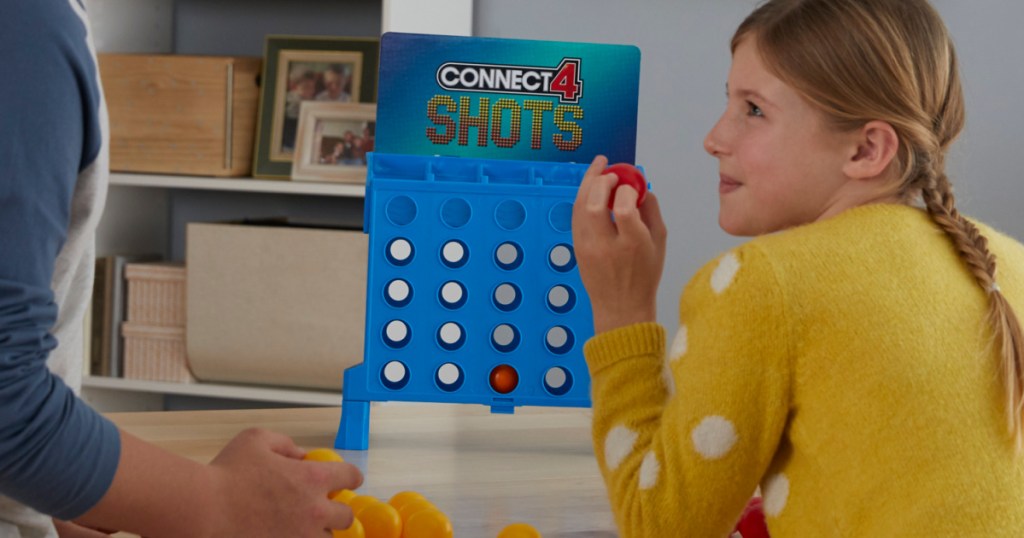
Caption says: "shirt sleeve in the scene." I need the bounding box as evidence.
[583,244,792,537]
[0,0,120,520]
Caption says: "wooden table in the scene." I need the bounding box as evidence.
[106,403,617,537]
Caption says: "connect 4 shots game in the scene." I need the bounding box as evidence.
[336,32,642,450]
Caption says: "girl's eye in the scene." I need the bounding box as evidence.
[747,101,764,118]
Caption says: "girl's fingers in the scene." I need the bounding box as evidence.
[639,191,668,248]
[573,155,618,239]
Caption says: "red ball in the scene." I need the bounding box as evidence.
[603,163,647,210]
[733,497,770,538]
[489,364,519,394]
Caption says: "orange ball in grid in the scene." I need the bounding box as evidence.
[489,364,519,394]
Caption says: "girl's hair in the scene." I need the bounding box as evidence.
[732,0,1024,449]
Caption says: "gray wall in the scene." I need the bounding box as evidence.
[475,0,1024,331]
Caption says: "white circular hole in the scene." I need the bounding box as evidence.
[442,241,466,263]
[383,361,406,383]
[494,283,517,305]
[550,245,572,267]
[438,363,461,385]
[387,280,411,302]
[440,322,462,344]
[546,326,569,348]
[545,367,568,389]
[385,320,408,342]
[389,239,413,261]
[548,286,570,308]
[493,324,516,346]
[441,282,464,304]
[496,243,519,265]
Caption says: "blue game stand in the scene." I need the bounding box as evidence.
[333,32,642,450]
[336,153,597,450]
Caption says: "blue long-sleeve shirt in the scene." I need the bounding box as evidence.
[1,0,120,520]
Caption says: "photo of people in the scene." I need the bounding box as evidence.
[317,121,375,166]
[270,50,363,161]
[290,102,376,184]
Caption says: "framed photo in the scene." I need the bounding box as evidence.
[253,35,379,179]
[291,102,376,184]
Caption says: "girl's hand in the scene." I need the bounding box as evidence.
[53,520,113,537]
[572,155,667,333]
[206,428,364,538]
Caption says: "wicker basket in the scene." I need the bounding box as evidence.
[122,323,195,383]
[125,263,186,326]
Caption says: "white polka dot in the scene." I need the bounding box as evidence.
[668,325,688,362]
[762,473,790,517]
[638,451,660,490]
[604,426,638,471]
[691,416,738,460]
[710,252,740,294]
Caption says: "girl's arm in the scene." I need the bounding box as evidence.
[574,158,791,537]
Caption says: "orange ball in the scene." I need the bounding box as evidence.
[303,448,344,462]
[388,490,427,512]
[332,517,365,538]
[356,501,402,538]
[497,522,542,538]
[403,509,453,538]
[348,495,380,516]
[489,364,519,394]
[303,448,346,498]
[331,489,358,504]
[397,498,437,524]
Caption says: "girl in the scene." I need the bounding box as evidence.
[572,0,1024,535]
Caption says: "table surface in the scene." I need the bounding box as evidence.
[106,403,617,537]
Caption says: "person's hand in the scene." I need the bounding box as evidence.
[206,428,363,538]
[53,520,113,537]
[572,155,667,333]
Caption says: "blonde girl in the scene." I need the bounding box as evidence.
[572,0,1024,535]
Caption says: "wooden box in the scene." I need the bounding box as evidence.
[98,54,261,177]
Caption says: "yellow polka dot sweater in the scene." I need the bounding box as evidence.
[583,203,1024,537]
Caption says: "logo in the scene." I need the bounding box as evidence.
[435,58,583,103]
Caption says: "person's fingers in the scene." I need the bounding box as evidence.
[612,183,640,215]
[573,155,618,240]
[244,428,305,460]
[324,498,357,535]
[574,155,609,204]
[328,462,364,492]
[639,192,668,249]
[612,186,649,243]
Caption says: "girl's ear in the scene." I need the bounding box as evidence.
[843,120,899,180]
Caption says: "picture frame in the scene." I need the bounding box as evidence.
[290,101,376,184]
[252,35,380,179]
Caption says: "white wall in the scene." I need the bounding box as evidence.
[475,0,1024,331]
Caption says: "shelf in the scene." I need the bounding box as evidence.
[82,375,342,406]
[110,172,366,198]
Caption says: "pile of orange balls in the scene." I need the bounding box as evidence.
[304,449,542,538]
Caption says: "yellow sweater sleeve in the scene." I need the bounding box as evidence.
[584,244,792,537]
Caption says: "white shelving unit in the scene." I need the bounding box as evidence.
[82,0,473,412]
[110,173,366,197]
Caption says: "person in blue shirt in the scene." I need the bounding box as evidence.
[0,2,364,536]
